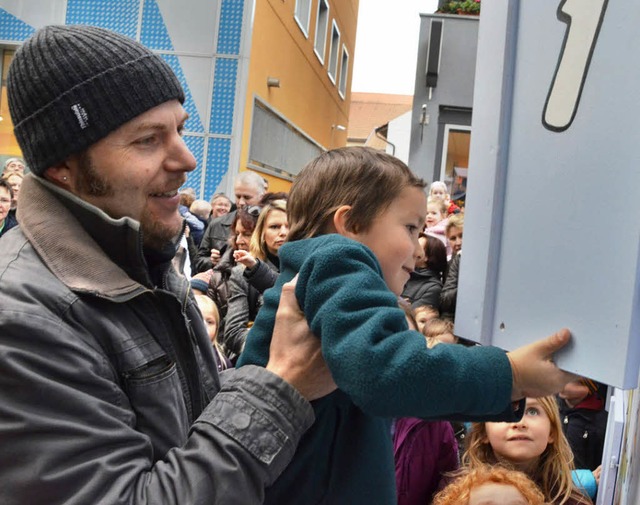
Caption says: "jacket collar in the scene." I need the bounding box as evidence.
[17,174,153,300]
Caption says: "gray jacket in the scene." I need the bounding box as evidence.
[0,175,314,505]
[194,210,236,272]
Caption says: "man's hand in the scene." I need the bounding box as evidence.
[507,328,579,401]
[266,276,336,401]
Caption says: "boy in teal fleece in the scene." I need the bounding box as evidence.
[238,147,574,504]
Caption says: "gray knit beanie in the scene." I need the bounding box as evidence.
[7,25,185,176]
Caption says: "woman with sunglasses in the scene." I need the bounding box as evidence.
[224,200,288,361]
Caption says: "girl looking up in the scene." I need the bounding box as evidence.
[463,396,592,505]
[238,146,575,505]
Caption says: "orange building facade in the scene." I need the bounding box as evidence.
[241,0,358,192]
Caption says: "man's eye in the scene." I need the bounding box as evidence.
[135,135,157,146]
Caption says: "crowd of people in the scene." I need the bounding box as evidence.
[0,23,608,505]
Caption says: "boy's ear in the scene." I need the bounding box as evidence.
[332,205,357,238]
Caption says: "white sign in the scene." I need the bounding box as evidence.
[456,0,640,389]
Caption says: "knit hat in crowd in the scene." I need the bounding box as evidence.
[7,24,185,176]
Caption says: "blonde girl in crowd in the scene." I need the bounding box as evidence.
[194,294,231,372]
[424,197,450,256]
[463,396,592,504]
[429,180,460,215]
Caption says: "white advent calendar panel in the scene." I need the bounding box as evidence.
[456,0,640,389]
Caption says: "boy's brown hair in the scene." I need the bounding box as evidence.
[287,147,426,241]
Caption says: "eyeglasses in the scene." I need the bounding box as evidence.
[245,205,262,218]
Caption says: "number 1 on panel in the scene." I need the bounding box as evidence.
[543,0,608,132]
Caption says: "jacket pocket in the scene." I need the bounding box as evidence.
[124,355,176,384]
[123,355,189,460]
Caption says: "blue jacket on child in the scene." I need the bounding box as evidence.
[239,234,520,504]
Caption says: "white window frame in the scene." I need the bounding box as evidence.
[313,0,330,63]
[338,45,349,99]
[294,0,312,38]
[327,20,340,84]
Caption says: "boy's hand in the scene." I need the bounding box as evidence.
[507,328,579,401]
[266,276,337,401]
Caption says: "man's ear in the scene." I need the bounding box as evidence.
[332,205,358,238]
[43,159,74,190]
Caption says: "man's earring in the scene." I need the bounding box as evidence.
[62,176,68,181]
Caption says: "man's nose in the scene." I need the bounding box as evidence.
[167,133,197,173]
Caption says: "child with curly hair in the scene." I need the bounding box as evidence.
[433,465,546,505]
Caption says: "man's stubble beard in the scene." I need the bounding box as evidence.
[77,152,182,251]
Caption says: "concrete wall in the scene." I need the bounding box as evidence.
[408,13,478,182]
[386,110,411,164]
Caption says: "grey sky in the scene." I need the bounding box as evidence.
[352,0,439,95]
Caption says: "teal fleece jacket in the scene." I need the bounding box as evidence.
[239,234,519,504]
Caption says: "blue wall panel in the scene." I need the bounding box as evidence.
[160,54,205,134]
[217,0,244,55]
[140,0,172,50]
[183,135,205,193]
[66,0,138,38]
[210,58,237,135]
[205,137,230,200]
[0,8,34,41]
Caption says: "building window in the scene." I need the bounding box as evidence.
[313,0,329,63]
[294,0,312,38]
[248,100,323,179]
[439,124,471,200]
[327,20,340,84]
[0,48,22,166]
[338,45,349,99]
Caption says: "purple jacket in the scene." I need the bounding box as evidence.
[393,418,459,505]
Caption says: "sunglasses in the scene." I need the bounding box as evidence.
[245,205,262,218]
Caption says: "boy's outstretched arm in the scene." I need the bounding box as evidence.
[507,328,579,401]
[266,277,337,401]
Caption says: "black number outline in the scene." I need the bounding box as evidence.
[542,0,608,132]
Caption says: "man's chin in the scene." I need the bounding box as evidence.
[141,219,184,252]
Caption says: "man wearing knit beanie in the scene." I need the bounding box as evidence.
[0,25,335,504]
